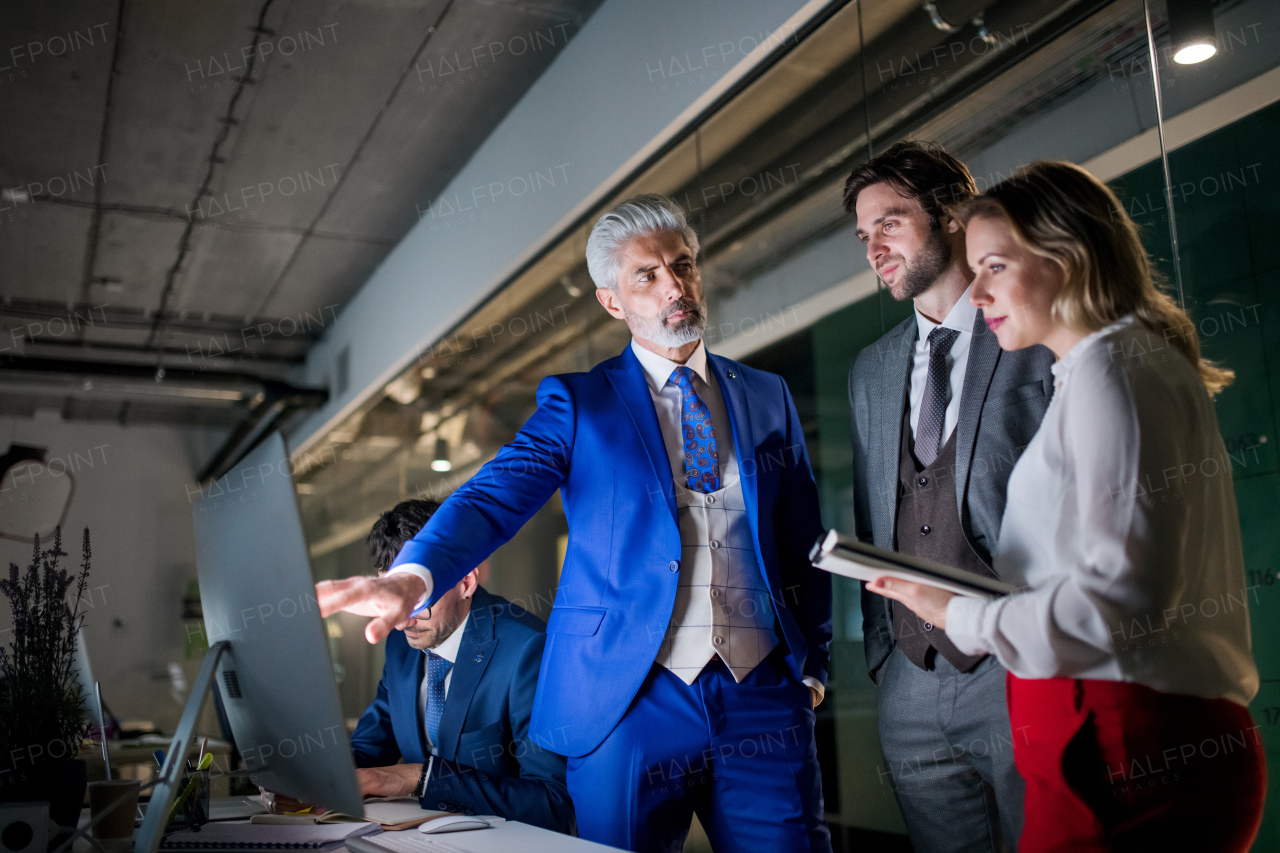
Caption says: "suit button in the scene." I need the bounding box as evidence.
[668,561,679,572]
[921,525,931,535]
[437,802,448,810]
[917,476,928,487]
[924,622,933,631]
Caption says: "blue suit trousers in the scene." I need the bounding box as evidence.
[566,650,831,853]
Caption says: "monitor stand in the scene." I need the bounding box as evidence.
[134,641,230,853]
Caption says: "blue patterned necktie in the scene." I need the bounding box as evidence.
[424,651,451,750]
[916,326,959,466]
[670,366,721,493]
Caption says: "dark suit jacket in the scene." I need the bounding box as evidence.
[349,587,572,832]
[848,310,1055,677]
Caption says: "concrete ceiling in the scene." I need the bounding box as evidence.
[0,0,601,425]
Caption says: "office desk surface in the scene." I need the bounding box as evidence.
[346,820,625,853]
[90,816,626,853]
[83,801,625,853]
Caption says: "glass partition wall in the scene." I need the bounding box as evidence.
[296,0,1280,846]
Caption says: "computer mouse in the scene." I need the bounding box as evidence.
[418,814,492,834]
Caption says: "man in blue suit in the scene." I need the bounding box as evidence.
[320,194,832,853]
[292,499,572,832]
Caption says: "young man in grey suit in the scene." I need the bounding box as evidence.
[844,142,1053,853]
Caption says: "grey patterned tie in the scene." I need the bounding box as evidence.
[915,327,959,467]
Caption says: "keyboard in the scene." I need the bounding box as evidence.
[347,833,469,853]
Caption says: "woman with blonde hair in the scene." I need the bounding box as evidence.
[868,161,1264,851]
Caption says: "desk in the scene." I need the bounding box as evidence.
[78,801,625,853]
[345,820,625,853]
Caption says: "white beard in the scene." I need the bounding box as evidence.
[622,302,706,348]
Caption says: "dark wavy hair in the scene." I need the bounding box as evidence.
[842,140,977,228]
[366,499,441,571]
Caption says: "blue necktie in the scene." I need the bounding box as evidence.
[424,651,451,750]
[670,366,721,493]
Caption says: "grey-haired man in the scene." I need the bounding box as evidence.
[320,194,832,852]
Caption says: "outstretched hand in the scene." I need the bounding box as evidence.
[867,576,955,629]
[316,573,427,644]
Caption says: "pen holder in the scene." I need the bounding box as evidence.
[165,769,211,832]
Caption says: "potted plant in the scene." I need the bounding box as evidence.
[0,528,93,834]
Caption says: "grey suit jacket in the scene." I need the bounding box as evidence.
[848,309,1055,677]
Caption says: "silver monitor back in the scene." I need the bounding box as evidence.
[191,432,362,816]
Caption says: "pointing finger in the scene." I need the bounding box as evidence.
[317,577,384,618]
[316,578,357,617]
[366,613,395,644]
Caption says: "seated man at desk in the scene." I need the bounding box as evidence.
[265,499,572,833]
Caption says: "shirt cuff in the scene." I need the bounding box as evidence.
[802,676,824,703]
[386,564,433,614]
[946,596,993,657]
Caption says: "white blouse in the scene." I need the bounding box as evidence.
[946,315,1259,706]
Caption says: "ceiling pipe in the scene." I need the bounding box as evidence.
[971,14,999,45]
[0,356,320,400]
[923,1,961,33]
[196,381,328,483]
[0,354,327,482]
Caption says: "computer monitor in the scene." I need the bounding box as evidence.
[189,431,362,815]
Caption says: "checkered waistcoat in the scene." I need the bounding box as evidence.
[654,450,779,684]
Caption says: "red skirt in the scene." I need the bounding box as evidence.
[1007,675,1265,853]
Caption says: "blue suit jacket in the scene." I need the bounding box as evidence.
[349,587,572,832]
[391,345,832,757]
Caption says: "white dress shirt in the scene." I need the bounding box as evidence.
[909,286,978,444]
[630,339,823,701]
[629,339,736,483]
[416,610,468,755]
[946,315,1259,706]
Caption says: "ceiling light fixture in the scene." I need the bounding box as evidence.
[1168,0,1217,64]
[431,437,451,472]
